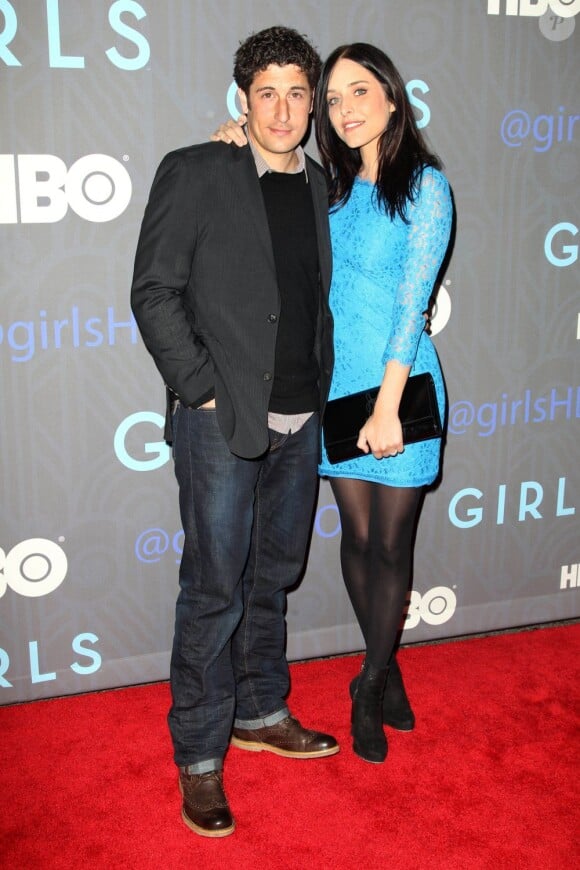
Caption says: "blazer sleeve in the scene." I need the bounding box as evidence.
[130,150,215,406]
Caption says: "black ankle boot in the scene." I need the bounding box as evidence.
[351,662,388,763]
[383,656,415,731]
[350,655,415,731]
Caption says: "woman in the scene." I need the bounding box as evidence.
[314,44,452,763]
[211,42,453,763]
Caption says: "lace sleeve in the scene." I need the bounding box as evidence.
[382,168,453,367]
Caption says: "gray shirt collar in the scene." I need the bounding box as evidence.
[247,129,308,182]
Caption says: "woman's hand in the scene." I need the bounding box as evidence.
[357,359,410,458]
[357,407,404,460]
[210,115,248,146]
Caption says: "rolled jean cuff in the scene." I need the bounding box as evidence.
[234,705,289,730]
[179,758,222,775]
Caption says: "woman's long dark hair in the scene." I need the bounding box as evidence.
[314,43,441,220]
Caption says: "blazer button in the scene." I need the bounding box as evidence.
[263,372,272,381]
[268,313,277,323]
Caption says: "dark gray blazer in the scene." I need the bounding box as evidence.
[131,141,333,458]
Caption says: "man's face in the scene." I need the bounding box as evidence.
[238,64,313,168]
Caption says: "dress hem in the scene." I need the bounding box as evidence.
[318,469,437,487]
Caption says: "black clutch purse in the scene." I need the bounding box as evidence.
[323,372,442,465]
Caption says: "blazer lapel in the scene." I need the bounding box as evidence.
[307,156,332,297]
[227,146,276,274]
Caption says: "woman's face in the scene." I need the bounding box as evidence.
[326,57,395,161]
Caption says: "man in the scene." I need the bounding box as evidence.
[131,26,336,838]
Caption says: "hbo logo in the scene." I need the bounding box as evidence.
[0,154,132,223]
[403,586,457,630]
[0,539,68,598]
[487,0,580,15]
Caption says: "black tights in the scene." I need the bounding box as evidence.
[330,478,423,671]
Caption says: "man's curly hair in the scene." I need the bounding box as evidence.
[234,26,321,94]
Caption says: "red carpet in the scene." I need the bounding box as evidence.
[2,624,579,869]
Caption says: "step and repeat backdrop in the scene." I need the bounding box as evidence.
[1,1,578,703]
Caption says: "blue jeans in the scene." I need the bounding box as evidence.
[168,406,319,772]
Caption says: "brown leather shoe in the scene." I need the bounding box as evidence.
[231,715,339,758]
[178,769,235,837]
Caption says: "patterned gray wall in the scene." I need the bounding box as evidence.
[1,0,578,703]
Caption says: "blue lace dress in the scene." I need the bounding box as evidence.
[319,167,453,487]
